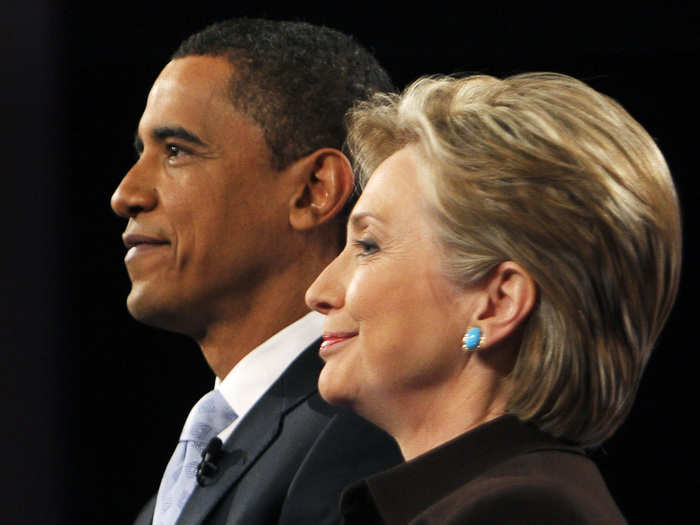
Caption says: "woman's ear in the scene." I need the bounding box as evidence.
[471,261,537,349]
[288,148,355,231]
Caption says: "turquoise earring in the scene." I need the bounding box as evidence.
[462,326,484,352]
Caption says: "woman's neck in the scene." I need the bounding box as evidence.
[370,367,510,461]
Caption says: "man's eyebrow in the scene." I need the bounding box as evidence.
[132,126,208,155]
[151,126,206,146]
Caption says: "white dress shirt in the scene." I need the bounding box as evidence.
[214,311,325,442]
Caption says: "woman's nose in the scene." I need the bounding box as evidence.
[305,254,346,315]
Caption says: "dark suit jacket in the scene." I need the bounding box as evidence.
[134,340,402,525]
[340,415,627,525]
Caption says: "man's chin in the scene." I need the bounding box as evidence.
[126,291,188,334]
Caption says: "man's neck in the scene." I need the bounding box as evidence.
[195,249,332,379]
[195,290,312,380]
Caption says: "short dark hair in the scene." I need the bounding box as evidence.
[173,18,394,172]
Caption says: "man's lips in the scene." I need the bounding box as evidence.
[122,233,169,263]
[122,232,169,249]
[320,332,358,354]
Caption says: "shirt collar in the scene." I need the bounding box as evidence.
[215,311,325,441]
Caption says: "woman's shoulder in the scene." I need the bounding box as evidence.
[412,449,627,525]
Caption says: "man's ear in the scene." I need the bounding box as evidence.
[288,148,355,231]
[470,261,537,350]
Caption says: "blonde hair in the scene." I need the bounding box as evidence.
[347,73,682,447]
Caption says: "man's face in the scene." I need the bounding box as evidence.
[111,56,297,335]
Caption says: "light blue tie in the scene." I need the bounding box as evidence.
[153,389,237,525]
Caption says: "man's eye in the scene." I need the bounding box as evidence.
[133,140,144,160]
[166,144,183,156]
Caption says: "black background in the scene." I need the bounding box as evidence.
[3,3,699,524]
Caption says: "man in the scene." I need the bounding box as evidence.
[111,18,401,525]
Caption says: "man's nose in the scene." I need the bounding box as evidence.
[110,160,157,218]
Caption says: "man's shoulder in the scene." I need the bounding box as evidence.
[279,399,402,524]
[132,346,401,525]
[270,341,400,466]
[213,342,401,524]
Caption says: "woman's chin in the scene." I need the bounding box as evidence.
[318,385,353,407]
[318,368,356,408]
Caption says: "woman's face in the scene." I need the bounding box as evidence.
[305,146,480,424]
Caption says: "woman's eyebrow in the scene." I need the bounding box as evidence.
[349,211,384,230]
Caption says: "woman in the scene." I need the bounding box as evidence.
[305,73,681,524]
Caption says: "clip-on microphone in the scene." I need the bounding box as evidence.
[197,437,224,486]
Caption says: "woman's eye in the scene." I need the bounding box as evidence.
[354,239,379,257]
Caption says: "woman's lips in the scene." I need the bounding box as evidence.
[320,332,358,356]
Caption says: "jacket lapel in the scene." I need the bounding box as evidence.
[175,339,323,525]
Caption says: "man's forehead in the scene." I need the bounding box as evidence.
[148,57,232,107]
[135,57,238,139]
[133,55,269,157]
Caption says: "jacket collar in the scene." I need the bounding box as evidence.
[175,339,323,525]
[342,415,584,525]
